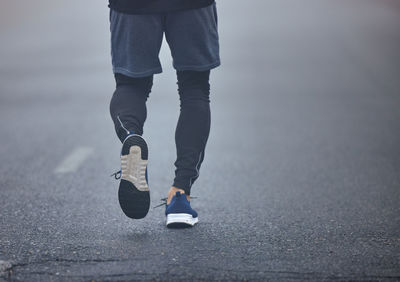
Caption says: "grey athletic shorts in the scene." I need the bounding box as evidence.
[110,3,220,77]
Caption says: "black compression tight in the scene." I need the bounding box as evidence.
[110,70,211,195]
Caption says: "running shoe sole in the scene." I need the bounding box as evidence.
[118,134,150,219]
[166,213,198,228]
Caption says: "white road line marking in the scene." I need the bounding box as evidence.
[54,146,94,174]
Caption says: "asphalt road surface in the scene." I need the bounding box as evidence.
[1,0,399,281]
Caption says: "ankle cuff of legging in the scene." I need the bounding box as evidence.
[172,181,191,196]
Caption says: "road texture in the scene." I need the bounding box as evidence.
[0,0,399,281]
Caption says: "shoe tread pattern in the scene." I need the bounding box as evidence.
[118,135,150,219]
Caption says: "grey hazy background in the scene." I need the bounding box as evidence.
[1,0,399,280]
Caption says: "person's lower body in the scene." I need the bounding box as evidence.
[110,70,211,193]
[109,3,220,225]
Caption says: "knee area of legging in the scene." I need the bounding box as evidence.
[177,70,210,93]
[178,89,210,106]
[114,73,153,94]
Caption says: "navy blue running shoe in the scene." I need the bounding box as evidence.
[118,134,150,219]
[166,191,198,228]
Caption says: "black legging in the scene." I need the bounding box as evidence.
[110,70,211,195]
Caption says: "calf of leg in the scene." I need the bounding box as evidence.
[110,73,153,142]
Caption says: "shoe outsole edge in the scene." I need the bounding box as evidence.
[166,213,198,228]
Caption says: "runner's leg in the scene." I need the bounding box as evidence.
[110,74,153,142]
[172,70,211,195]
